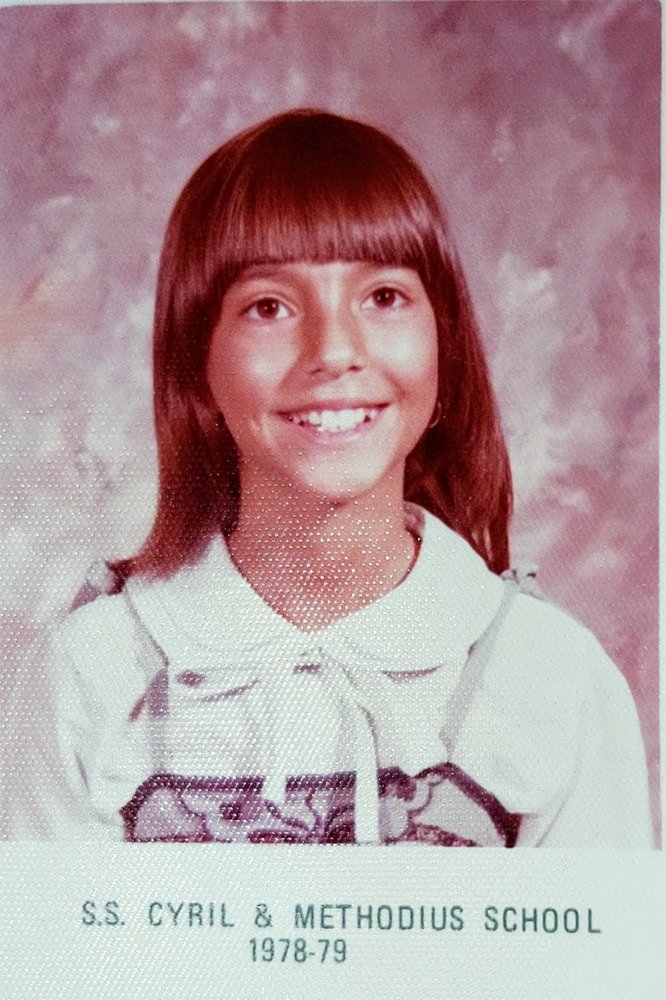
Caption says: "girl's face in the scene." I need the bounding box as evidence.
[206,260,438,510]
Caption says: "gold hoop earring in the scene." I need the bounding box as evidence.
[428,400,442,429]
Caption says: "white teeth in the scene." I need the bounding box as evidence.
[287,407,379,432]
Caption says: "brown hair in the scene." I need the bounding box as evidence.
[121,109,512,577]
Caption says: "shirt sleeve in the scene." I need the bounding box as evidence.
[517,638,653,848]
[1,628,127,842]
[2,590,164,843]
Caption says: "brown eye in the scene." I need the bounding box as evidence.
[362,286,407,311]
[373,287,398,308]
[246,297,289,320]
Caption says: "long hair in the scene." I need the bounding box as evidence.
[121,109,512,577]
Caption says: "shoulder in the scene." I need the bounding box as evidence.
[455,585,638,812]
[51,535,244,678]
[44,590,164,714]
[56,590,147,662]
[56,537,230,667]
[58,589,139,646]
[485,593,631,730]
[492,590,627,704]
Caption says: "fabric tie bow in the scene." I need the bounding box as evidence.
[167,636,451,844]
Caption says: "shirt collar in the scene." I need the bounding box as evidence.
[125,504,504,674]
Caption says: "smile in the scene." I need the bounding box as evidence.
[284,406,381,433]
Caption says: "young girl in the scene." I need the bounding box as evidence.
[6,109,651,846]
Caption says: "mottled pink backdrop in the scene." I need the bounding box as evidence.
[0,2,660,836]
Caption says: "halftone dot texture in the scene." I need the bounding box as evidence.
[0,0,658,844]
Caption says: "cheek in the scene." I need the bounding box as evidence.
[385,321,438,401]
[207,336,288,415]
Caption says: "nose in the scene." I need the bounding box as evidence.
[304,300,365,378]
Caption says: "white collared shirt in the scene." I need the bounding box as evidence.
[2,506,652,846]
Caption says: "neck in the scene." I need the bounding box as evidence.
[227,487,417,630]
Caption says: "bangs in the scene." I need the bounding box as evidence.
[203,112,440,287]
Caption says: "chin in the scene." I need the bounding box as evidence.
[290,472,398,508]
[242,453,407,511]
